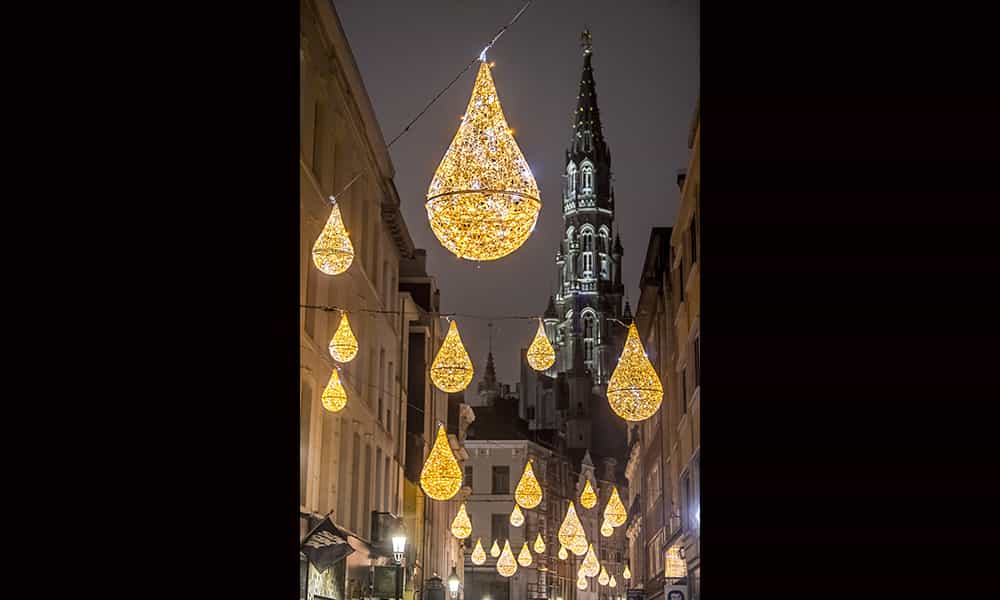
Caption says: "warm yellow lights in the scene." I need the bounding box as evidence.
[490,540,501,558]
[425,61,541,261]
[510,504,525,527]
[526,320,556,371]
[515,459,543,509]
[321,369,347,412]
[598,565,610,586]
[451,502,472,539]
[419,424,463,501]
[430,321,474,393]
[607,323,664,421]
[497,540,518,577]
[312,201,354,275]
[517,542,533,567]
[603,486,627,527]
[533,532,546,554]
[471,538,486,565]
[328,312,358,363]
[623,565,631,580]
[600,518,613,537]
[665,546,686,578]
[581,544,600,577]
[558,545,568,560]
[576,574,589,591]
[557,501,589,556]
[609,575,617,588]
[580,479,598,509]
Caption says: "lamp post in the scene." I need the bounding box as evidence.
[447,566,460,600]
[392,530,407,600]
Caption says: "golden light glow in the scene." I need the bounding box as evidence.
[665,546,686,578]
[557,501,589,556]
[598,566,610,586]
[425,62,541,261]
[576,574,588,591]
[603,486,627,527]
[581,544,600,577]
[471,538,486,565]
[580,479,598,509]
[600,518,613,537]
[609,575,617,588]
[510,504,525,527]
[312,202,354,275]
[515,459,543,509]
[533,532,546,554]
[430,321,474,393]
[451,502,472,539]
[558,545,568,560]
[497,540,518,577]
[490,540,501,558]
[419,424,463,500]
[526,320,556,371]
[607,323,664,421]
[321,369,347,412]
[328,312,358,363]
[623,565,631,580]
[517,542,533,567]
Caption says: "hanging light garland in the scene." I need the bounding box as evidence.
[581,543,600,577]
[598,565,610,586]
[490,539,501,558]
[580,479,598,509]
[557,501,589,556]
[328,311,359,363]
[514,459,543,508]
[517,542,533,567]
[609,575,617,589]
[497,540,518,577]
[558,545,568,560]
[419,424,463,500]
[607,323,664,421]
[321,369,347,412]
[425,60,542,261]
[533,532,546,554]
[526,319,556,371]
[509,504,525,527]
[451,502,473,539]
[430,320,474,393]
[623,565,631,581]
[603,486,627,527]
[600,518,613,537]
[471,538,486,565]
[312,200,354,275]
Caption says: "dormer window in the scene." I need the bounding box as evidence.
[581,163,594,194]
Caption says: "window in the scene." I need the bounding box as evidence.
[367,349,376,407]
[526,406,535,420]
[582,163,594,193]
[363,444,372,536]
[491,513,510,542]
[378,349,385,422]
[690,214,698,264]
[386,361,393,432]
[566,163,577,199]
[375,448,383,511]
[681,472,692,531]
[382,260,389,305]
[601,255,609,279]
[384,456,391,513]
[585,339,594,362]
[465,465,474,491]
[492,466,510,493]
[350,433,361,531]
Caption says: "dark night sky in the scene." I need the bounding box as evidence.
[336,0,700,386]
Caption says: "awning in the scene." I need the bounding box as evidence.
[300,513,354,572]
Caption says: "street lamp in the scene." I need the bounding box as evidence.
[392,532,407,564]
[448,566,460,599]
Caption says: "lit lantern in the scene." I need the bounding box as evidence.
[328,311,359,363]
[609,575,617,589]
[600,518,613,537]
[607,323,664,421]
[471,538,486,565]
[490,540,501,558]
[557,501,588,556]
[580,479,598,509]
[312,201,354,275]
[321,369,347,412]
[581,544,600,577]
[425,61,541,261]
[533,532,546,554]
[623,565,631,581]
[451,502,472,539]
[430,321,474,393]
[497,540,518,577]
[517,542,533,567]
[576,574,588,591]
[515,459,543,509]
[419,424,463,500]
[526,320,556,371]
[558,545,568,560]
[603,486,627,527]
[510,504,525,527]
[598,565,610,586]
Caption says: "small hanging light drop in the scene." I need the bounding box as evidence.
[603,486,627,527]
[328,312,358,363]
[533,532,546,554]
[576,573,589,591]
[600,518,613,537]
[312,200,354,275]
[515,459,543,508]
[430,321,474,393]
[526,319,556,371]
[471,538,486,565]
[425,60,542,261]
[623,565,631,581]
[558,545,568,560]
[609,575,617,589]
[321,369,347,412]
[510,504,525,527]
[490,539,501,558]
[607,323,664,421]
[517,542,533,567]
[497,540,518,577]
[557,501,588,556]
[451,502,472,539]
[580,479,598,509]
[598,565,610,586]
[581,544,600,577]
[419,424,463,501]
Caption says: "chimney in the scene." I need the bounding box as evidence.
[676,169,688,191]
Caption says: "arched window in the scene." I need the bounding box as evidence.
[566,162,577,199]
[582,311,597,363]
[580,227,594,276]
[581,162,594,194]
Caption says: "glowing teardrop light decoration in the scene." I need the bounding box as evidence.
[609,575,617,589]
[517,542,533,567]
[600,518,613,537]
[451,502,472,539]
[576,574,589,591]
[623,565,631,580]
[607,323,664,421]
[419,424,463,500]
[533,532,546,554]
[558,545,568,560]
[321,369,347,412]
[515,459,543,509]
[557,501,589,556]
[425,61,541,261]
[497,540,518,577]
[328,312,358,363]
[526,320,556,371]
[471,538,486,565]
[580,479,598,509]
[490,540,501,558]
[603,486,627,527]
[312,201,354,275]
[598,565,610,586]
[510,504,524,527]
[430,321,474,393]
[581,544,600,577]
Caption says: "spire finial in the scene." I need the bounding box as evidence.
[581,27,592,54]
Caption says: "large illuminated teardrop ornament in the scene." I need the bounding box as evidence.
[490,540,501,558]
[517,542,533,567]
[533,532,546,554]
[328,312,358,363]
[426,61,541,261]
[419,424,463,500]
[580,479,597,509]
[607,323,664,421]
[510,504,524,527]
[581,544,600,577]
[312,200,354,275]
[623,565,632,581]
[603,486,627,527]
[451,502,472,539]
[321,369,347,412]
[514,459,543,509]
[557,501,588,556]
[497,540,518,577]
[526,320,556,371]
[471,538,486,565]
[430,320,474,393]
[609,575,617,589]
